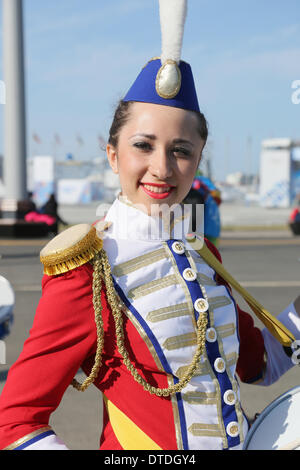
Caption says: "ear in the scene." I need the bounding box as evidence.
[106,143,119,174]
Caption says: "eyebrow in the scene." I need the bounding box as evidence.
[130,134,194,146]
[130,133,156,140]
[173,138,194,147]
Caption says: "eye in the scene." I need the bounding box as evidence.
[172,146,192,157]
[133,141,152,152]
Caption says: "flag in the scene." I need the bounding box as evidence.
[98,134,106,151]
[32,133,41,144]
[76,134,84,146]
[54,133,61,145]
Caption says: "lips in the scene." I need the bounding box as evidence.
[140,182,175,199]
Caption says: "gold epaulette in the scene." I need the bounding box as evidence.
[40,223,104,276]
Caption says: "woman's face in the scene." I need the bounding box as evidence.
[106,102,205,214]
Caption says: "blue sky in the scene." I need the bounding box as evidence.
[0,0,300,181]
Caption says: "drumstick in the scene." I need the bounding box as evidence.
[277,437,300,450]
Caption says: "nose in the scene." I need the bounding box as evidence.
[148,147,173,181]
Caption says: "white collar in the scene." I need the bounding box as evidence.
[101,193,193,241]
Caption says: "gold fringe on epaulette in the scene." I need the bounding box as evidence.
[40,226,103,276]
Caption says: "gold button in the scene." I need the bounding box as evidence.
[182,268,197,281]
[226,421,239,437]
[194,298,209,313]
[224,389,236,405]
[214,357,225,373]
[206,327,217,342]
[227,393,235,403]
[172,241,185,254]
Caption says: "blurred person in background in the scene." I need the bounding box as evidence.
[24,193,68,235]
[289,193,300,236]
[183,173,221,246]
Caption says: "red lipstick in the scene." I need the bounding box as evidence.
[141,182,175,187]
[139,182,175,199]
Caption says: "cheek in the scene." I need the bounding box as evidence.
[118,152,147,182]
[177,158,199,181]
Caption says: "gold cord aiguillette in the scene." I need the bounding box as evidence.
[72,249,208,396]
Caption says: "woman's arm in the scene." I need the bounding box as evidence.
[0,263,98,450]
[256,297,300,386]
[204,238,300,386]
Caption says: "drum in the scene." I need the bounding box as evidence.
[0,275,14,340]
[243,386,300,450]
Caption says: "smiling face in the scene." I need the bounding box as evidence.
[106,101,206,214]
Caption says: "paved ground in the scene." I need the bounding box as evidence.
[219,202,292,228]
[218,236,300,428]
[0,229,300,450]
[57,200,293,229]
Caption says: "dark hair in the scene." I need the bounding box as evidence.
[108,100,208,148]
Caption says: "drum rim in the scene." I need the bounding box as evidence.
[243,385,300,450]
[0,276,15,302]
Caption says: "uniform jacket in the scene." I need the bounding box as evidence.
[0,196,298,450]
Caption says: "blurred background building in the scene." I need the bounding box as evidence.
[1,138,300,210]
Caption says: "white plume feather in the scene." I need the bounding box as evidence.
[159,0,188,64]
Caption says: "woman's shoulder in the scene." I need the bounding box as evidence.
[40,223,103,277]
[37,223,106,325]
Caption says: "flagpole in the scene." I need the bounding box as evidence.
[2,0,27,214]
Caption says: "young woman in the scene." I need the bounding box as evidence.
[0,0,299,452]
[0,94,299,451]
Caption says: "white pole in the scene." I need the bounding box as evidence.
[2,0,27,203]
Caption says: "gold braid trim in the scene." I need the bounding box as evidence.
[72,249,208,397]
[3,426,53,450]
[40,226,103,276]
[71,253,105,391]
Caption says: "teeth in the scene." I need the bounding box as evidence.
[143,184,172,193]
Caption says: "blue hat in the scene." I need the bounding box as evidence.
[124,58,200,113]
[123,0,200,113]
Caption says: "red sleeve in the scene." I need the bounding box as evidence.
[204,238,222,262]
[204,238,265,383]
[235,305,265,383]
[0,263,99,450]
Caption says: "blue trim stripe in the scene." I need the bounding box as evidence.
[15,430,55,450]
[113,277,189,450]
[166,239,241,449]
[113,279,172,375]
[166,240,201,324]
[175,390,188,450]
[204,330,240,448]
[211,271,243,448]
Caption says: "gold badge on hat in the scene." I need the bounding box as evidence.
[155,0,187,99]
